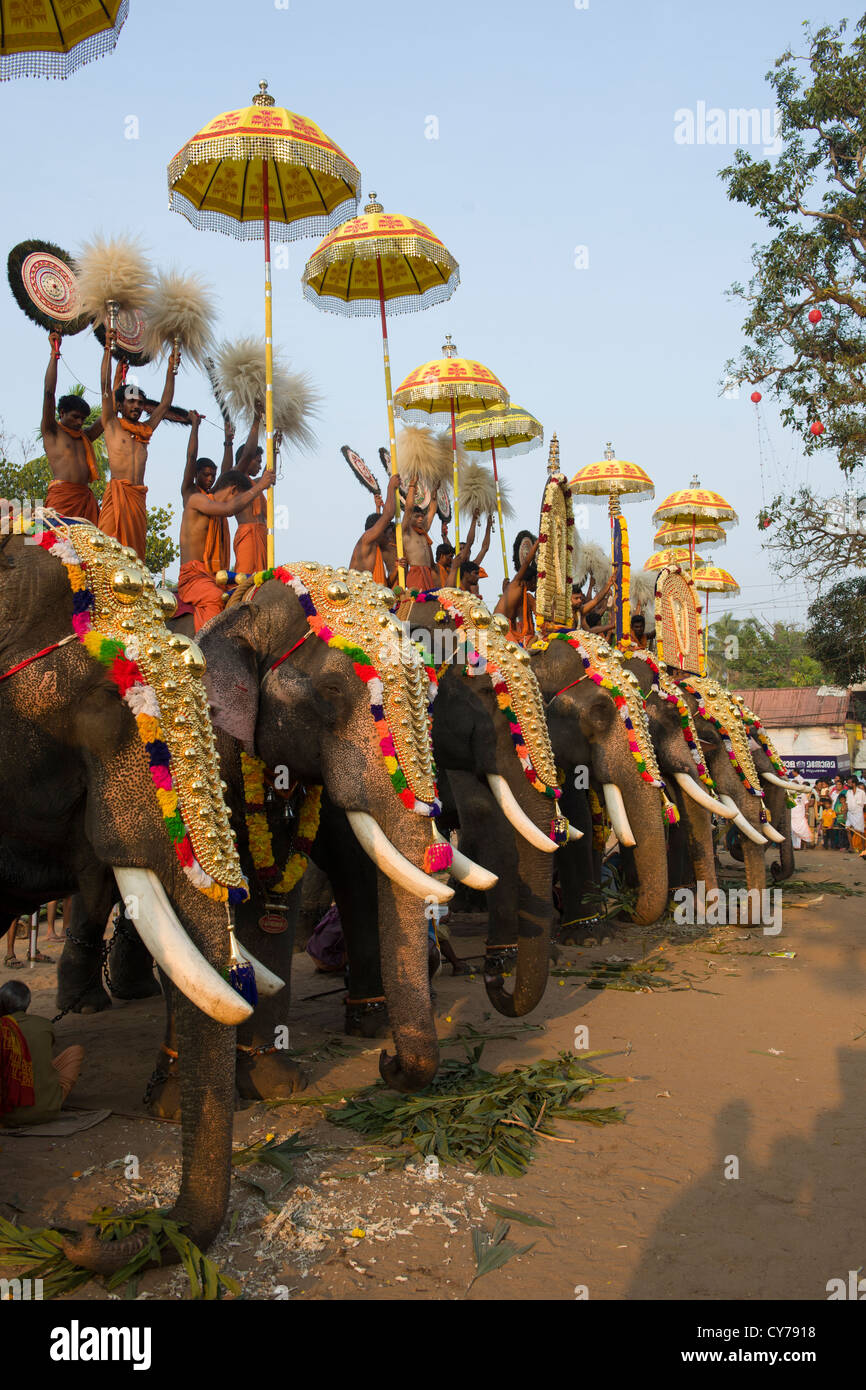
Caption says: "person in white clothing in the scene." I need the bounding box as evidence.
[844,777,866,852]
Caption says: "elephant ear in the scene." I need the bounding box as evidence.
[200,604,262,753]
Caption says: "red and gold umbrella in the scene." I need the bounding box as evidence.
[0,0,128,80]
[654,517,726,550]
[569,444,655,644]
[644,547,706,572]
[302,196,459,585]
[693,564,740,664]
[168,80,360,566]
[652,478,738,575]
[456,403,543,580]
[394,336,509,552]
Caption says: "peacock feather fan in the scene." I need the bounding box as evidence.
[395,426,453,490]
[142,270,218,367]
[76,234,154,324]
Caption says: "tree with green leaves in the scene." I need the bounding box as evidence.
[756,483,866,586]
[805,576,866,684]
[721,17,866,473]
[707,611,828,687]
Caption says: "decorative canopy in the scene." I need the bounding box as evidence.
[568,443,654,503]
[456,402,543,458]
[302,195,459,316]
[0,0,128,80]
[394,335,508,421]
[168,81,361,241]
[692,565,740,595]
[644,547,705,572]
[653,481,738,528]
[654,516,726,548]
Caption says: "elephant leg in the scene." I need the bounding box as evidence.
[108,903,162,1000]
[556,785,599,944]
[56,891,114,1014]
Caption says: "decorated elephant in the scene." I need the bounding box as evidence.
[0,515,264,1271]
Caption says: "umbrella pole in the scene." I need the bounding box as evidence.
[490,441,509,581]
[451,394,460,585]
[375,256,404,589]
[263,157,276,569]
[703,588,710,675]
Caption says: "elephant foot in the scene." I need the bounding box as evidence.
[56,979,112,1014]
[345,997,390,1038]
[144,1047,181,1120]
[235,1047,307,1101]
[109,935,161,1000]
[111,974,162,1001]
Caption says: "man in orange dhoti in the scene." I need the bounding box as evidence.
[178,466,274,632]
[401,475,440,591]
[99,337,178,562]
[41,332,103,523]
[495,533,539,645]
[349,473,399,585]
[232,404,268,575]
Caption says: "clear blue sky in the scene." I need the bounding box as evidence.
[0,0,854,625]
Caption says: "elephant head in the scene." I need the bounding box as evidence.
[199,565,456,1091]
[530,630,670,925]
[403,593,563,1016]
[0,521,256,1271]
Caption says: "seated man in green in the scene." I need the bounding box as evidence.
[0,980,83,1126]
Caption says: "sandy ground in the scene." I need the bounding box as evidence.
[1,845,864,1302]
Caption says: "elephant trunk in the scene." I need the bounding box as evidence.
[376,872,439,1092]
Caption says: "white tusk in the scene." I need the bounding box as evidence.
[762,822,786,844]
[233,942,285,997]
[433,826,498,890]
[347,811,454,903]
[674,772,737,819]
[603,783,636,848]
[113,866,252,1026]
[719,795,768,846]
[761,771,803,791]
[567,822,584,841]
[485,774,557,854]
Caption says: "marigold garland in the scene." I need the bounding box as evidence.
[629,651,715,789]
[36,520,247,905]
[240,752,323,893]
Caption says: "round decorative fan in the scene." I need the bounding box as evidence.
[518,532,537,568]
[94,308,153,366]
[341,445,382,497]
[436,485,452,525]
[7,239,90,335]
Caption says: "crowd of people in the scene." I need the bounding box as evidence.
[791,775,866,855]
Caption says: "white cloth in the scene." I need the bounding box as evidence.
[791,794,812,844]
[846,786,866,832]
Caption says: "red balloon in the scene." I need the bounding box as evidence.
[810,421,825,436]
[808,308,822,324]
[750,391,762,403]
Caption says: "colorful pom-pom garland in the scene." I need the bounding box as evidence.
[679,678,764,798]
[37,521,247,906]
[631,651,716,790]
[240,753,322,894]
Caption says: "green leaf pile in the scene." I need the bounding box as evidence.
[327,1048,625,1177]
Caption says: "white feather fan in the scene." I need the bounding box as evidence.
[394,426,452,489]
[77,234,154,323]
[456,460,514,520]
[142,270,217,367]
[630,568,657,611]
[214,336,318,450]
[573,535,611,590]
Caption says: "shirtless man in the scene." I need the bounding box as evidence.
[41,332,104,523]
[495,532,540,644]
[180,411,234,506]
[178,466,275,631]
[349,473,399,584]
[233,401,269,575]
[99,337,178,561]
[401,476,440,590]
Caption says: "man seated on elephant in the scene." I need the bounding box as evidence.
[401,475,440,590]
[181,410,234,507]
[0,980,84,1127]
[42,331,104,523]
[350,472,399,584]
[178,466,275,631]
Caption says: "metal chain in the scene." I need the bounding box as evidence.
[51,920,119,1024]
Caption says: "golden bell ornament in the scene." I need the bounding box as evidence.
[469,607,491,627]
[110,568,145,603]
[215,570,229,588]
[491,614,509,635]
[155,587,178,619]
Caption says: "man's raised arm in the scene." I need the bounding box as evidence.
[42,332,61,439]
[146,348,180,430]
[190,469,276,520]
[181,411,203,504]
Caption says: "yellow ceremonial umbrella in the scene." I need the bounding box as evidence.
[301,195,459,586]
[569,444,655,645]
[654,517,726,550]
[693,564,740,665]
[168,80,361,566]
[456,403,543,580]
[652,476,738,575]
[644,547,706,572]
[393,336,509,552]
[0,0,127,79]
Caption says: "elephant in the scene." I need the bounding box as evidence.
[750,746,795,880]
[0,522,260,1272]
[528,629,672,930]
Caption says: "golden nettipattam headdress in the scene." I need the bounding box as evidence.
[535,434,574,630]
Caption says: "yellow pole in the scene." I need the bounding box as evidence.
[375,256,404,588]
[490,441,510,581]
[451,394,460,586]
[263,157,275,569]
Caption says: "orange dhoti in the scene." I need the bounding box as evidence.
[178,561,225,632]
[233,522,267,576]
[406,564,440,592]
[44,481,99,525]
[99,479,147,560]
